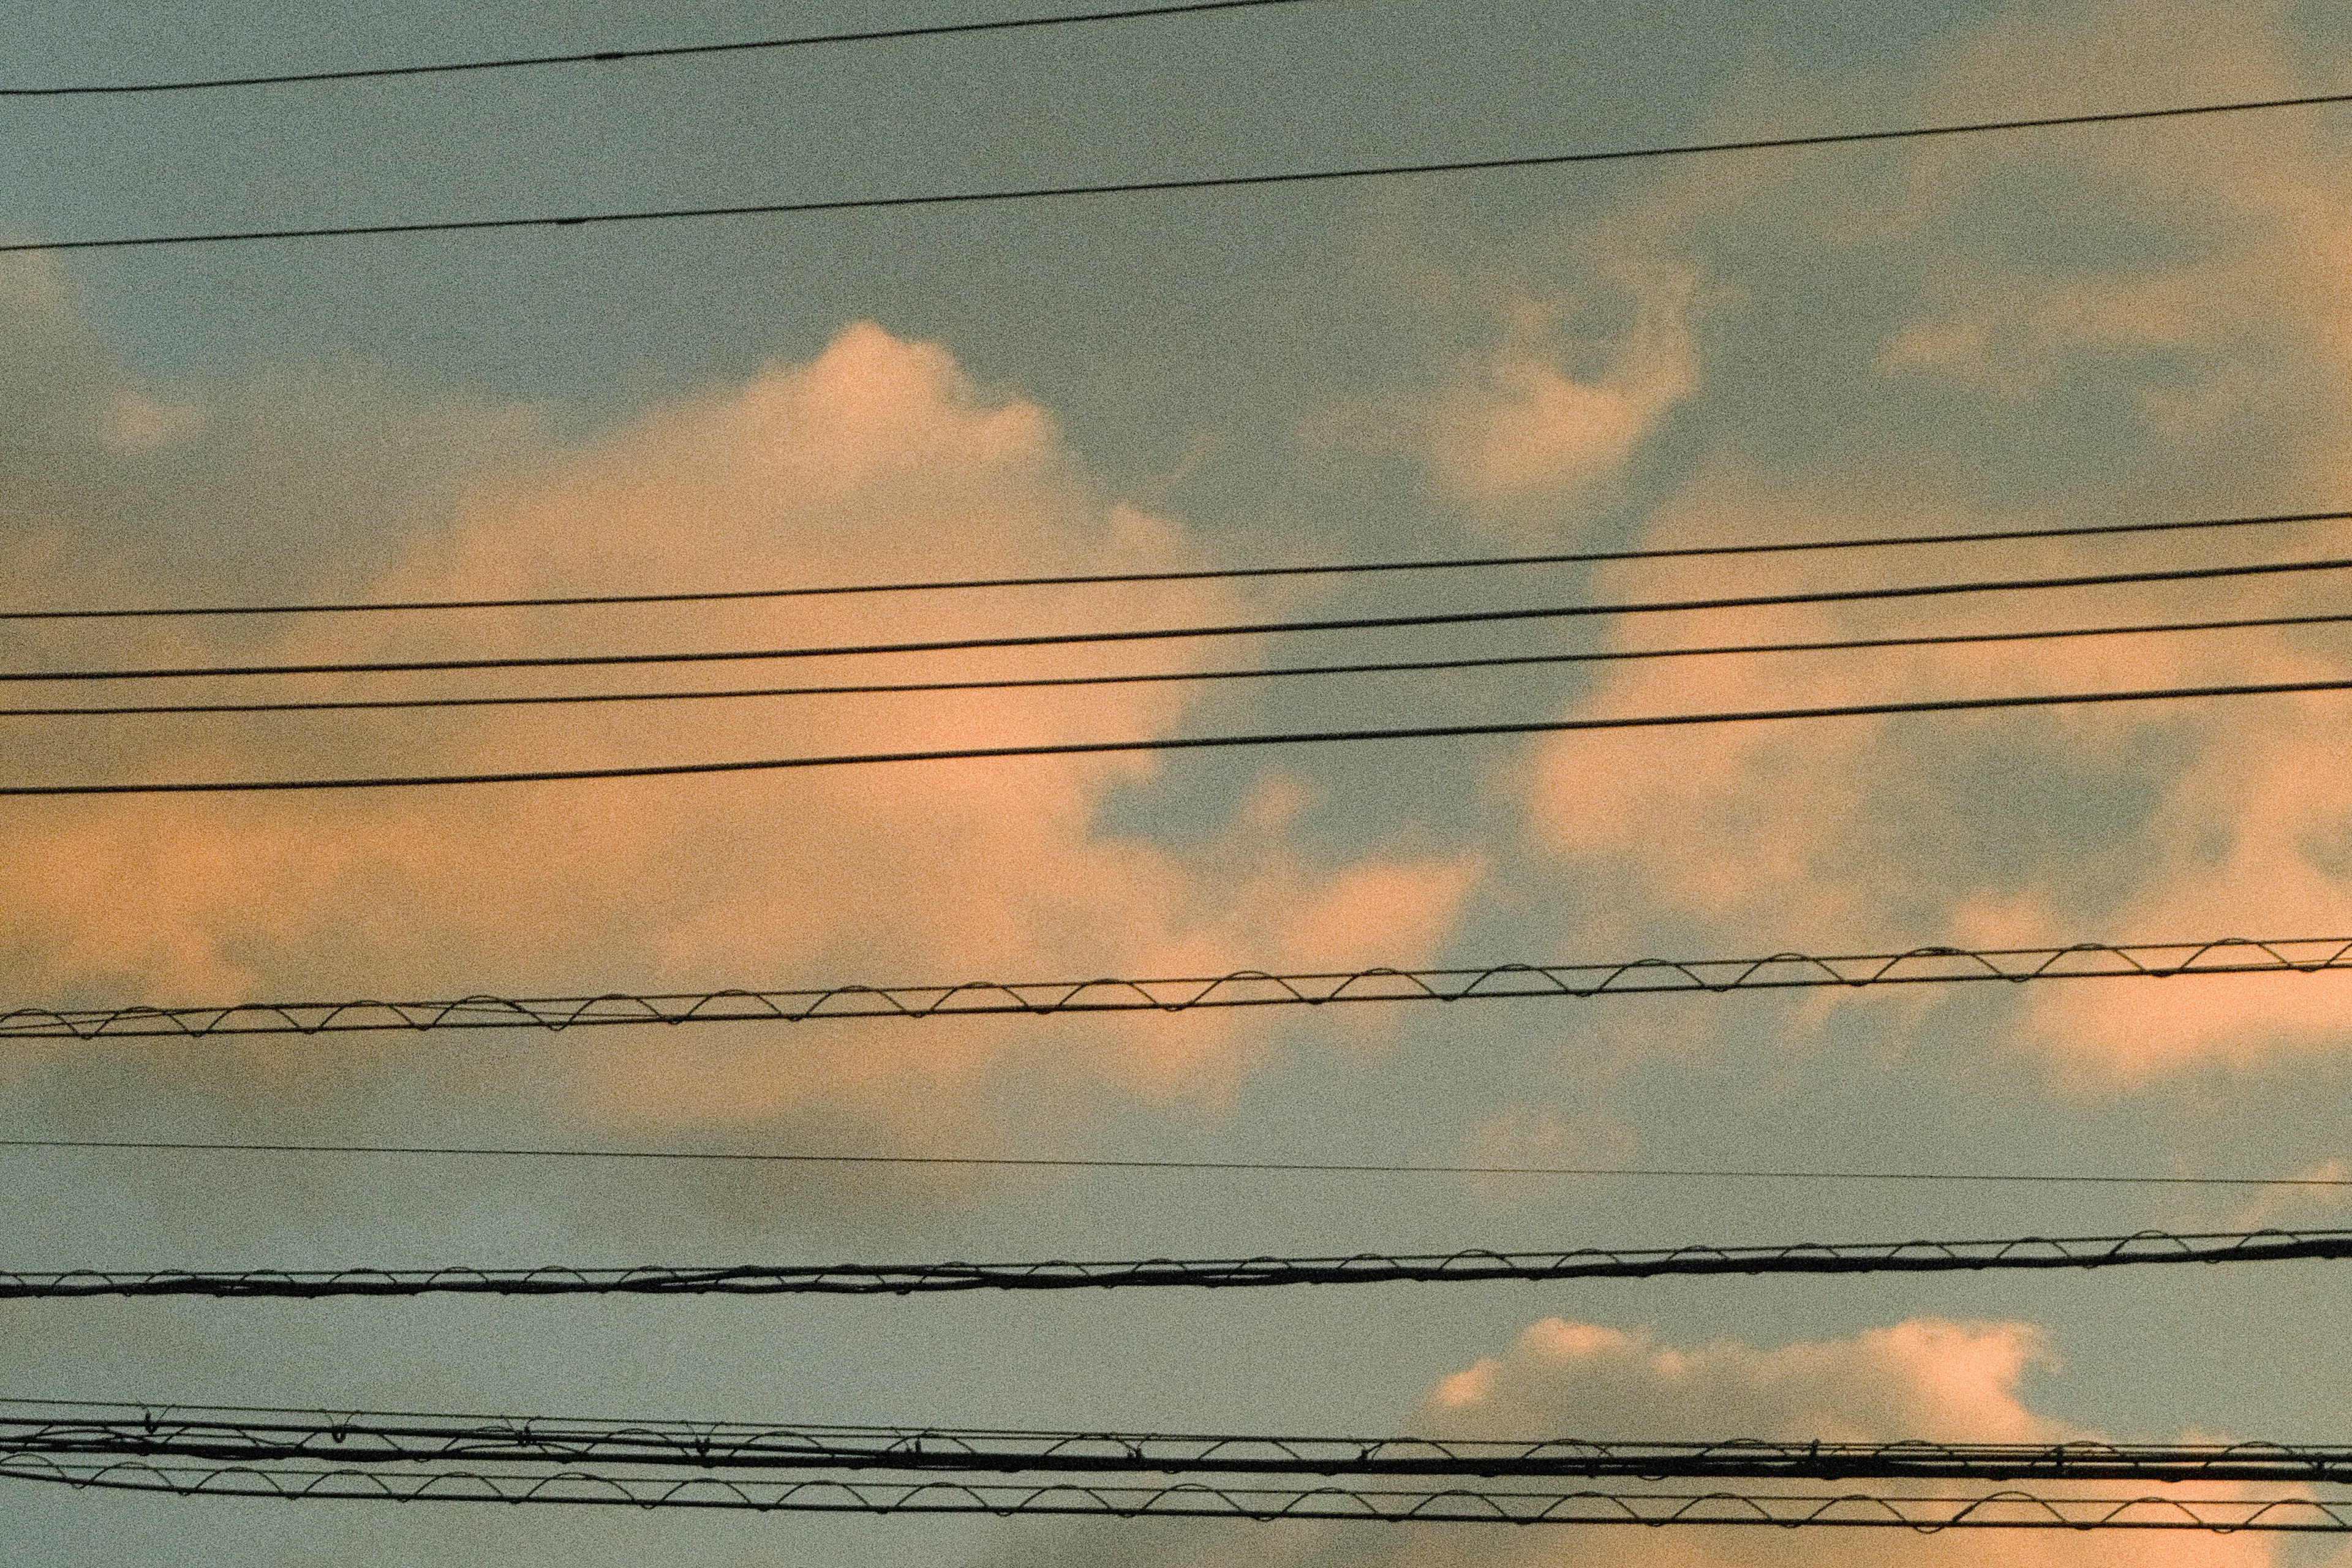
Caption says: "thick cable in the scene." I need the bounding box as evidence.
[9,506,2344,622]
[12,549,2352,687]
[6,674,2352,794]
[2,1459,2344,1528]
[0,1,1323,97]
[10,608,2351,719]
[0,1136,2344,1190]
[8,88,2352,255]
[7,936,2346,1039]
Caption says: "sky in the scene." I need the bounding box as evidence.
[1,0,2351,1564]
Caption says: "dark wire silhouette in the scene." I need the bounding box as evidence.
[0,0,1324,96]
[12,554,2351,684]
[7,935,2345,1037]
[7,506,2343,622]
[5,1227,2346,1301]
[9,1401,2352,1483]
[2,1135,2345,1189]
[7,88,2352,255]
[7,673,2352,794]
[9,609,2352,719]
[4,1459,2345,1528]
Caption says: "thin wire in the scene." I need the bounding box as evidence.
[7,609,2348,718]
[0,0,1324,97]
[7,674,2351,794]
[9,507,2343,622]
[12,554,2350,685]
[7,88,2352,255]
[0,1137,2342,1188]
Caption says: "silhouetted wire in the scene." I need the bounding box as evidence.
[8,676,2352,794]
[8,937,2346,1036]
[0,0,1323,97]
[7,1228,2349,1302]
[8,507,2343,622]
[13,554,2352,684]
[8,88,2352,254]
[4,1460,2345,1528]
[10,1402,2352,1483]
[11,609,2352,718]
[0,1136,2343,1189]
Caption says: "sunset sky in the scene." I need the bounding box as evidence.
[3,1,2351,1564]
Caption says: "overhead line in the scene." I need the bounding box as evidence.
[8,674,2352,793]
[0,0,1324,97]
[11,609,2352,719]
[7,88,2352,255]
[8,936,2345,1038]
[3,1136,2345,1190]
[7,1460,2346,1529]
[7,1227,2347,1302]
[9,507,2343,622]
[12,554,2351,684]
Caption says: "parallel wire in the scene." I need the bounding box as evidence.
[9,88,2352,255]
[9,674,2352,794]
[12,553,2351,684]
[9,507,2343,622]
[0,0,1323,97]
[11,609,2352,720]
[7,937,2346,1038]
[6,1227,2347,1302]
[5,1459,2346,1529]
[2,1136,2345,1190]
[9,1403,2352,1483]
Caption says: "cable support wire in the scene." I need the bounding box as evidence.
[7,936,2344,1040]
[15,676,2352,794]
[8,1226,2347,1302]
[0,0,1320,96]
[8,506,2342,622]
[4,1135,2348,1191]
[13,608,2352,720]
[9,1401,2352,1485]
[13,552,2351,684]
[9,88,2352,255]
[2,1458,2344,1529]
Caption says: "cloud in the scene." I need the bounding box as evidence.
[980,1314,2285,1568]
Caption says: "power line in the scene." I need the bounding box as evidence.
[12,609,2352,720]
[9,88,2352,256]
[0,0,1324,97]
[7,936,2344,1038]
[4,1460,2344,1528]
[8,1403,2351,1483]
[2,1136,2343,1190]
[6,1227,2345,1302]
[8,507,2343,622]
[9,673,2352,794]
[16,554,2350,686]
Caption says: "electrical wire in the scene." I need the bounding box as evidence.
[8,1403,2351,1483]
[6,1227,2346,1302]
[0,0,1324,97]
[8,88,2352,255]
[1,1136,2344,1189]
[10,608,2352,719]
[9,506,2343,622]
[8,674,2352,794]
[2,1459,2342,1528]
[8,936,2345,1038]
[12,554,2352,684]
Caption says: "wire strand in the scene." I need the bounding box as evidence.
[8,507,2342,622]
[9,609,2351,718]
[7,674,2352,794]
[7,88,2352,254]
[0,0,1324,97]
